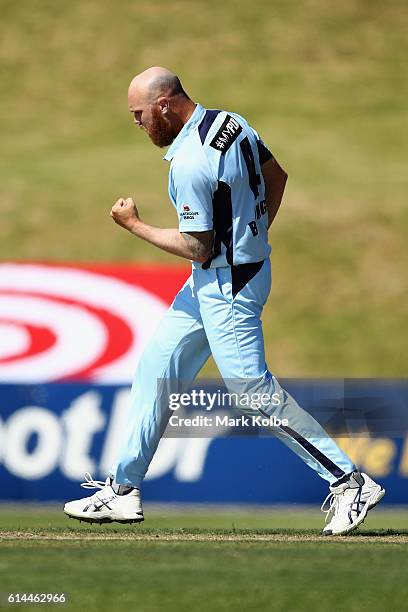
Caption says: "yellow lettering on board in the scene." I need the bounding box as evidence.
[335,436,395,477]
[399,436,408,477]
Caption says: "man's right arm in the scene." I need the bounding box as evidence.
[261,156,288,229]
[110,197,213,263]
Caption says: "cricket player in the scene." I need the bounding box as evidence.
[64,67,385,535]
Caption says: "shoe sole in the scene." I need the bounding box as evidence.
[64,511,144,525]
[323,486,385,536]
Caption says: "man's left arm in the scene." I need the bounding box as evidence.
[261,155,288,229]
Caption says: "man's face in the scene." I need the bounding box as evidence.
[129,95,176,148]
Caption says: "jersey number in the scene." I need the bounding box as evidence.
[240,137,263,237]
[240,137,261,199]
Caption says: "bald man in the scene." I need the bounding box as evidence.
[64,67,384,535]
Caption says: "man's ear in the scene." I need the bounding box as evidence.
[157,97,169,114]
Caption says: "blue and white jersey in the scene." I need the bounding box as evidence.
[164,104,273,269]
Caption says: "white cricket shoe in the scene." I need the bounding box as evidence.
[321,471,385,536]
[63,472,144,525]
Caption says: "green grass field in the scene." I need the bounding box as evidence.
[1,506,408,611]
[1,0,407,377]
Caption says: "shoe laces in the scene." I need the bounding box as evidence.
[80,472,113,504]
[80,472,109,491]
[321,482,364,524]
[320,492,338,523]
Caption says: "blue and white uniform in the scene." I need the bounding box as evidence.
[112,104,355,487]
[167,106,271,268]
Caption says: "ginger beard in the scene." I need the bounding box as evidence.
[145,105,176,148]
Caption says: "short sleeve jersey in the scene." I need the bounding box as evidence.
[163,104,273,268]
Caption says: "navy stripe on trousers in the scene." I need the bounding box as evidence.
[258,407,346,479]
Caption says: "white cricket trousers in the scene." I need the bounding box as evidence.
[112,259,355,487]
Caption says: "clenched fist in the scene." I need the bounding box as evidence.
[110,197,140,232]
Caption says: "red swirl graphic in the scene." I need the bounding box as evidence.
[0,263,189,383]
[0,318,56,365]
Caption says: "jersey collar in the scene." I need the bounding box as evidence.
[163,103,205,162]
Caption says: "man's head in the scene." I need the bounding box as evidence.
[128,67,194,147]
